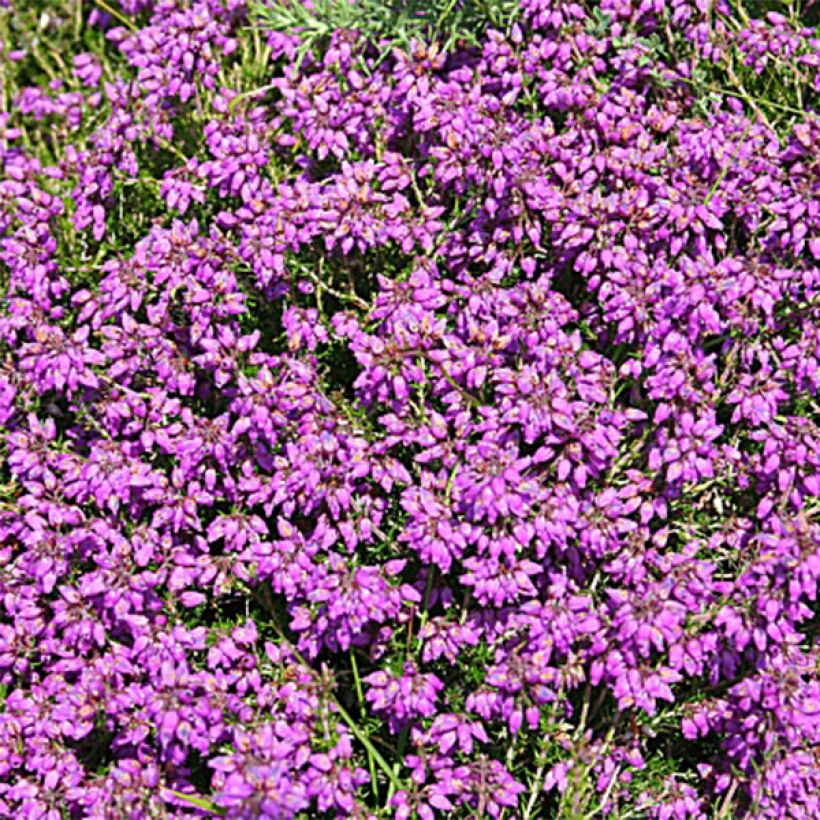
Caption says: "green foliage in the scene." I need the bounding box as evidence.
[251,0,521,65]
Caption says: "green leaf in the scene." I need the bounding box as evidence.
[168,790,226,816]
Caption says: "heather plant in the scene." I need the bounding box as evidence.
[0,1,818,818]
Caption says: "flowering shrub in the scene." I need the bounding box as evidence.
[0,0,818,817]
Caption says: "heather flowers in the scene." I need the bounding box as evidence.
[0,0,818,818]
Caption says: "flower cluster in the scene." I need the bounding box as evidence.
[0,0,818,817]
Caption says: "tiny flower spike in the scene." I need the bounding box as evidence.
[0,0,818,818]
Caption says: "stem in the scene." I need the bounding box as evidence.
[522,757,547,820]
[387,563,437,807]
[445,462,459,503]
[335,698,403,793]
[574,683,592,739]
[306,266,369,311]
[228,82,278,112]
[704,120,754,206]
[438,365,481,407]
[385,723,410,808]
[350,649,379,801]
[724,59,773,131]
[252,587,403,793]
[714,779,739,820]
[92,0,137,32]
[584,764,621,819]
[665,70,805,117]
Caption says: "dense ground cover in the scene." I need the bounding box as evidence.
[0,0,818,817]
